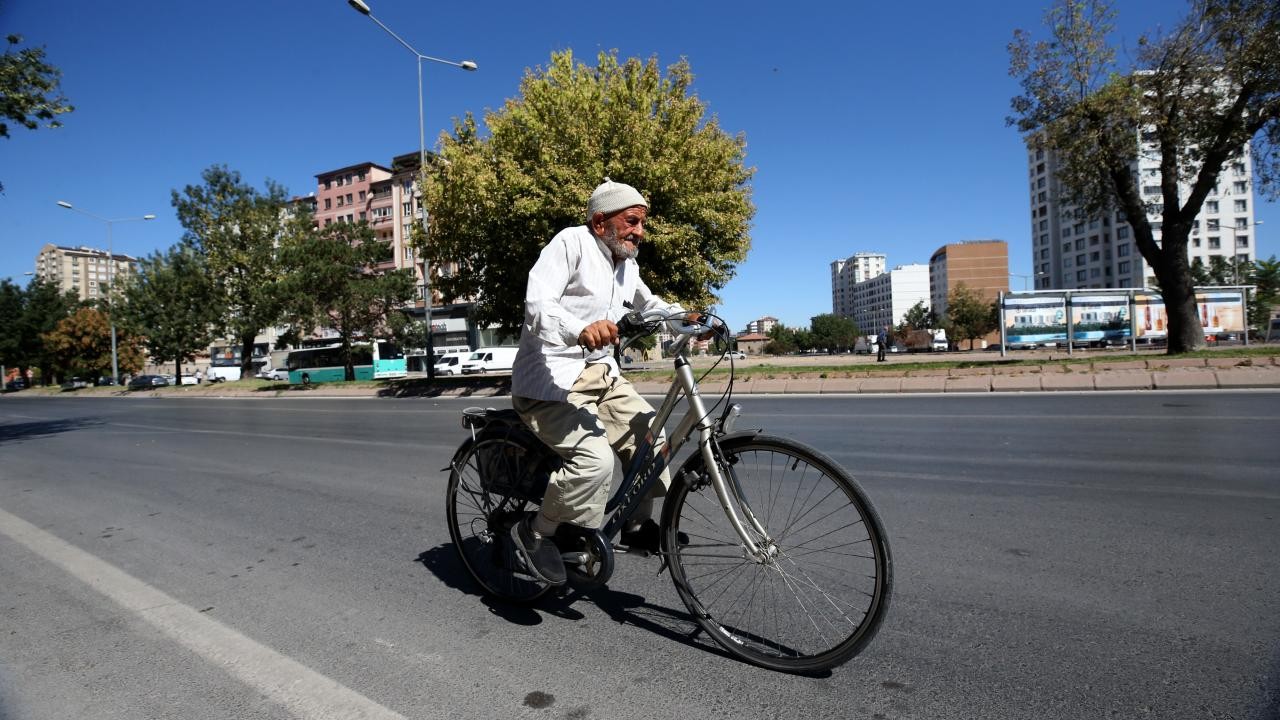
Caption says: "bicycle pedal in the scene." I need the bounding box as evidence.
[560,551,589,564]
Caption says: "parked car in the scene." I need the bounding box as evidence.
[433,355,462,376]
[178,375,199,385]
[722,350,745,360]
[60,377,89,390]
[95,376,117,386]
[127,374,169,390]
[5,378,27,391]
[257,367,288,381]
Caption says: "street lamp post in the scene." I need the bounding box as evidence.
[56,201,155,384]
[348,0,476,378]
[1215,220,1264,284]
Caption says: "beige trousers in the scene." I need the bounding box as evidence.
[512,363,670,529]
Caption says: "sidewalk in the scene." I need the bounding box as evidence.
[11,355,1280,400]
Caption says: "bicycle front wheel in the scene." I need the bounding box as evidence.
[664,435,892,673]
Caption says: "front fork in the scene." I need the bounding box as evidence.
[674,363,776,563]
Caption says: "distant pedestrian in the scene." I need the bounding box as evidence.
[195,368,204,384]
[876,326,889,362]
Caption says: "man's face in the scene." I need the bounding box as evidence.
[594,206,647,262]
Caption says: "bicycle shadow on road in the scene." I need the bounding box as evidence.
[415,542,827,674]
[0,416,103,447]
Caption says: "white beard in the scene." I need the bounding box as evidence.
[602,225,639,262]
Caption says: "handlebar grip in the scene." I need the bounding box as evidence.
[616,311,648,337]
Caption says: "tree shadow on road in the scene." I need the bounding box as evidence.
[0,417,103,447]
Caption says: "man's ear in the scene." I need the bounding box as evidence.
[589,211,605,234]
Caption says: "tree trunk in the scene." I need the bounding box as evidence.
[239,334,256,379]
[1152,241,1206,355]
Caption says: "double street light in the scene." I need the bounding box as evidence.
[56,201,155,385]
[348,0,477,377]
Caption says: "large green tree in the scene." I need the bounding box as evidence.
[172,165,289,377]
[898,300,937,333]
[1247,255,1280,333]
[3,280,78,385]
[278,221,416,381]
[945,284,1000,350]
[119,245,224,384]
[1009,0,1280,354]
[1,33,73,193]
[422,49,755,334]
[810,313,859,353]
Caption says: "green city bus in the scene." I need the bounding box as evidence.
[286,341,406,385]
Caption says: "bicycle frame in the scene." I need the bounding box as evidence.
[601,317,772,561]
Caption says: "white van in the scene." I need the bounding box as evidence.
[433,355,462,376]
[460,347,518,374]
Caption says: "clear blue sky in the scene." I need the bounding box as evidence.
[2,0,1273,333]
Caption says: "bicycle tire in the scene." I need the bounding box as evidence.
[446,436,553,603]
[663,434,892,673]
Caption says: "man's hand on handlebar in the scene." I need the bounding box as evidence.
[578,319,620,351]
[687,312,720,341]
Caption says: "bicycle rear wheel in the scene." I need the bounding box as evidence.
[446,437,552,603]
[663,435,892,673]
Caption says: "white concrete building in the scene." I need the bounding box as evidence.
[1028,137,1257,290]
[849,264,930,335]
[831,252,886,317]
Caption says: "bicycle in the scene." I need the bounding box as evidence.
[445,309,892,674]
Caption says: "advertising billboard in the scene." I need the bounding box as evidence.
[1135,290,1245,338]
[1004,295,1067,347]
[1070,295,1131,344]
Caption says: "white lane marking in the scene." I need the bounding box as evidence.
[0,506,406,720]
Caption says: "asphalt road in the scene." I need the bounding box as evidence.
[1,392,1277,720]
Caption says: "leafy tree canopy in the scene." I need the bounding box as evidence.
[119,245,224,381]
[944,283,999,350]
[42,306,143,381]
[172,165,290,374]
[809,313,859,352]
[898,301,937,333]
[1009,0,1280,353]
[1,33,73,192]
[278,219,416,381]
[423,49,755,334]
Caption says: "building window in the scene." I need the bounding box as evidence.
[324,198,332,210]
[1037,177,1045,189]
[1236,236,1249,248]
[1076,253,1086,265]
[1090,251,1100,261]
[359,190,367,202]
[1062,228,1071,238]
[359,212,366,221]
[1117,226,1129,239]
[1074,222,1085,234]
[1038,191,1046,203]
[1077,270,1087,281]
[1233,181,1247,194]
[1206,200,1218,214]
[1118,261,1131,273]
[1193,237,1201,248]
[1090,268,1100,278]
[1075,239,1086,250]
[1234,199,1247,212]
[346,193,353,204]
[1208,237,1221,249]
[1039,219,1048,230]
[1090,235,1100,245]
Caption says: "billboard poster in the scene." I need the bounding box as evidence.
[1135,290,1245,338]
[1134,293,1168,338]
[1196,291,1245,334]
[1004,295,1067,346]
[1070,295,1131,343]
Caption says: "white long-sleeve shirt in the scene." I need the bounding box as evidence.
[511,225,683,402]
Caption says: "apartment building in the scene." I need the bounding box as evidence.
[848,264,929,335]
[744,316,780,335]
[33,243,137,303]
[1028,138,1257,290]
[929,240,1009,320]
[315,162,392,228]
[830,252,886,317]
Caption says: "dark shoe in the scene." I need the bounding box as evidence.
[510,516,566,586]
[620,519,688,554]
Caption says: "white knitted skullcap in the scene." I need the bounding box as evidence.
[587,177,648,220]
